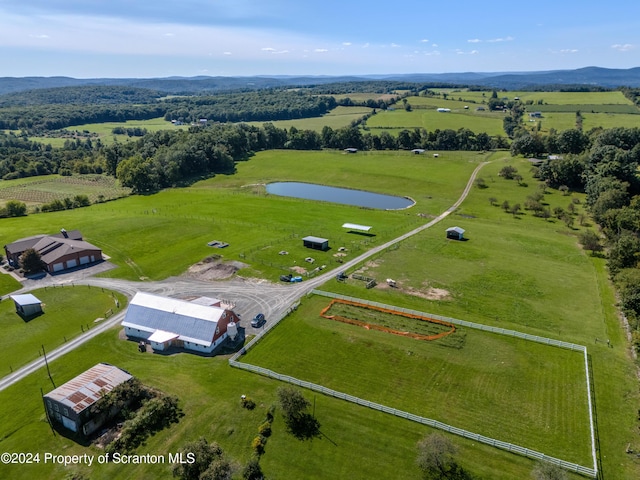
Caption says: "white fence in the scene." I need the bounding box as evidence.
[229,290,597,478]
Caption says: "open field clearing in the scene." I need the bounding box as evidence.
[0,148,637,478]
[0,174,131,208]
[246,105,372,131]
[242,294,592,465]
[430,89,634,106]
[366,107,505,136]
[0,286,126,374]
[63,117,188,145]
[523,111,640,132]
[0,327,583,480]
[1,150,485,281]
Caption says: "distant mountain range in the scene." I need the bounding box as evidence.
[1,66,640,96]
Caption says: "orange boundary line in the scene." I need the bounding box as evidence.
[320,298,456,341]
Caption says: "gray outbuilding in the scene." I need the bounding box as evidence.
[302,236,329,251]
[10,294,43,318]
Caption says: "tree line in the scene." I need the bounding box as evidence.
[532,126,640,352]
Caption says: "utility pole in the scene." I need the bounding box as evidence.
[42,345,55,388]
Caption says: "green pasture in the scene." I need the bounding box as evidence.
[246,105,372,132]
[0,326,582,480]
[316,157,639,478]
[0,149,637,478]
[64,117,186,145]
[429,89,633,106]
[242,294,591,465]
[522,111,640,133]
[331,93,400,102]
[366,107,505,137]
[0,174,131,208]
[1,150,484,281]
[0,285,126,374]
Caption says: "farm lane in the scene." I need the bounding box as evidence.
[0,160,489,392]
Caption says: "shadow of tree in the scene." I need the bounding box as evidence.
[286,413,321,441]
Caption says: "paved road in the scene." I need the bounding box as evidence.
[0,161,488,392]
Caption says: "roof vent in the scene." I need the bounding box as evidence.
[61,228,68,238]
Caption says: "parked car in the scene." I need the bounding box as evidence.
[251,313,265,327]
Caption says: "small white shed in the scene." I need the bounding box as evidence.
[10,294,43,318]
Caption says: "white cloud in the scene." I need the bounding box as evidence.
[342,42,351,46]
[314,48,328,53]
[487,36,514,43]
[223,51,232,55]
[29,34,50,39]
[261,47,276,52]
[420,38,429,43]
[611,43,635,52]
[559,49,578,54]
[391,43,400,48]
[456,49,479,55]
[468,39,481,43]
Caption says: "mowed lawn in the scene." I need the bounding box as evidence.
[0,286,126,374]
[0,327,556,480]
[0,271,21,296]
[242,294,591,465]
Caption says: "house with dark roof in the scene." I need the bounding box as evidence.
[121,292,239,354]
[4,229,102,273]
[43,363,133,435]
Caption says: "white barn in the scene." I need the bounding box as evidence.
[121,292,239,354]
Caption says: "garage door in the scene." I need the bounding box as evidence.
[79,256,90,265]
[67,259,77,268]
[52,263,64,272]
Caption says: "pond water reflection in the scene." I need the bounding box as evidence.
[266,182,414,210]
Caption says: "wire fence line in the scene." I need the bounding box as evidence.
[229,290,597,478]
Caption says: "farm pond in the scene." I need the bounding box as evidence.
[266,182,414,210]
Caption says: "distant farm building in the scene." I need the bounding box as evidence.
[302,236,329,251]
[411,149,425,154]
[446,226,465,240]
[344,148,358,154]
[3,229,102,274]
[529,112,543,118]
[342,223,372,233]
[10,293,43,318]
[121,292,239,354]
[43,363,133,436]
[437,108,451,113]
[475,106,486,111]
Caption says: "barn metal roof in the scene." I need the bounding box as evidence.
[121,292,226,347]
[302,236,329,243]
[44,363,132,414]
[10,294,42,306]
[4,230,83,255]
[342,223,372,232]
[446,226,465,234]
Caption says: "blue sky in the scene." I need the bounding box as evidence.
[0,0,638,78]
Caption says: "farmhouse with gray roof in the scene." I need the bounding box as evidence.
[121,292,239,353]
